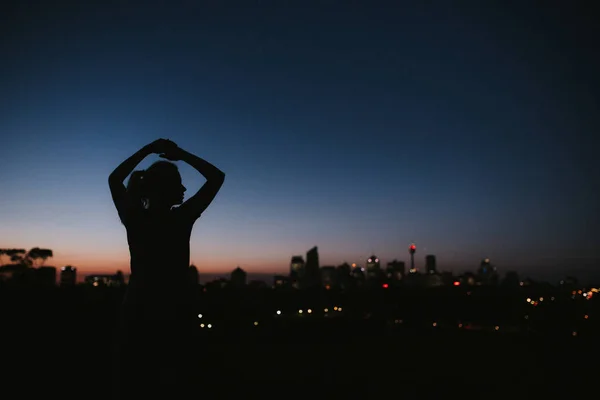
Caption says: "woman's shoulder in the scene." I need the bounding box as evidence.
[122,208,148,228]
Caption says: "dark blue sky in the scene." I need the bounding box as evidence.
[1,1,598,281]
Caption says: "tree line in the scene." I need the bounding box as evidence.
[0,248,54,268]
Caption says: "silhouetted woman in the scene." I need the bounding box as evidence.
[109,139,225,399]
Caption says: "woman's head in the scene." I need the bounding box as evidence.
[127,161,186,210]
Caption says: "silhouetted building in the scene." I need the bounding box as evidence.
[320,266,337,289]
[460,272,476,286]
[425,255,437,274]
[477,258,498,285]
[248,280,267,289]
[35,266,56,286]
[337,262,351,276]
[273,275,291,288]
[230,266,247,287]
[336,262,352,289]
[366,255,382,281]
[290,255,305,289]
[290,255,305,278]
[502,271,520,288]
[85,274,124,287]
[189,264,199,285]
[0,264,32,285]
[60,266,77,287]
[351,263,366,287]
[386,260,405,281]
[304,246,320,288]
[424,272,443,287]
[0,265,58,286]
[205,278,228,290]
[441,271,454,286]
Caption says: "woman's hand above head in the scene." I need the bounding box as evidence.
[147,139,178,155]
[159,146,184,161]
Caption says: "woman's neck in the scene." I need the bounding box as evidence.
[146,205,171,215]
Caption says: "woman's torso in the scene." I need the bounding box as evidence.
[123,209,196,307]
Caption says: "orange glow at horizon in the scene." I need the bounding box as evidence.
[42,254,287,276]
[0,232,294,276]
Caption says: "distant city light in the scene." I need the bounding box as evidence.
[307,309,312,314]
[276,310,281,315]
[382,283,389,289]
[207,324,212,329]
[298,309,303,314]
[254,321,258,326]
[453,281,460,286]
[197,314,203,319]
[324,308,329,313]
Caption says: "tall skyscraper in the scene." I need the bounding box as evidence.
[425,255,437,274]
[304,246,320,288]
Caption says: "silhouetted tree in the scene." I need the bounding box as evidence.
[27,247,54,267]
[0,247,53,267]
[2,249,29,266]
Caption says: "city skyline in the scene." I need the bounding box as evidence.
[1,3,598,282]
[1,243,596,285]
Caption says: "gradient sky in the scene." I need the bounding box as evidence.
[1,1,598,282]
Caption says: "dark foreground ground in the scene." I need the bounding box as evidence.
[2,287,598,399]
[5,319,598,399]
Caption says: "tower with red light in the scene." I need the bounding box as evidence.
[409,243,417,273]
